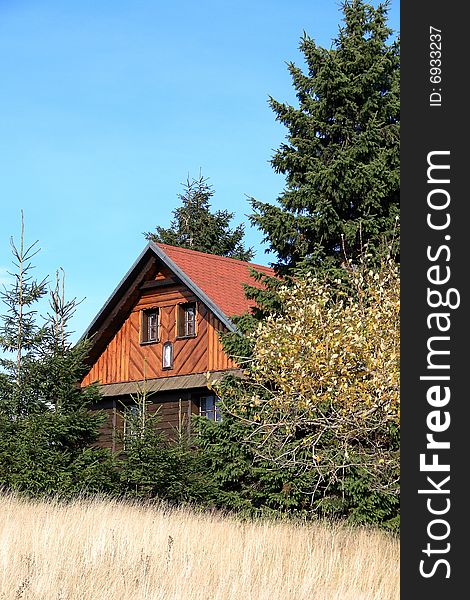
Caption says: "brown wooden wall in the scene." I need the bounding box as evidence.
[94,391,201,451]
[81,277,237,387]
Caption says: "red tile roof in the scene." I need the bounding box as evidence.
[156,243,275,317]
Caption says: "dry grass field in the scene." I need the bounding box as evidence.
[0,494,399,600]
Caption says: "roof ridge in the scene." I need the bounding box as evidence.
[156,242,274,272]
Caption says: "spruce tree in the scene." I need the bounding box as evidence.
[36,269,102,413]
[217,2,400,527]
[0,214,48,416]
[251,0,399,276]
[145,173,254,261]
[0,220,117,497]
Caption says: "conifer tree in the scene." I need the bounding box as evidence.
[36,269,101,413]
[0,219,117,497]
[0,213,48,416]
[250,0,399,276]
[215,255,400,528]
[145,173,254,261]
[217,2,400,527]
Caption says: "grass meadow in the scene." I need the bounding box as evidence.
[0,494,399,600]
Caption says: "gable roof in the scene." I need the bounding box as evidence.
[155,243,275,318]
[80,242,275,359]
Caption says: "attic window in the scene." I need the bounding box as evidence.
[177,302,197,338]
[141,309,159,343]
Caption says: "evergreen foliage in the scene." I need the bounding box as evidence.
[250,0,399,276]
[191,403,399,529]
[222,1,400,359]
[0,3,401,530]
[193,412,317,518]
[217,3,400,529]
[0,215,48,416]
[145,173,254,261]
[0,409,119,497]
[114,388,209,503]
[0,221,118,497]
[215,256,400,530]
[117,420,204,502]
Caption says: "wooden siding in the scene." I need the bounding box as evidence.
[207,312,237,371]
[94,392,200,450]
[82,277,237,388]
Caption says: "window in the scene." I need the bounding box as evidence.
[200,395,221,421]
[162,341,173,369]
[141,309,159,343]
[177,302,197,337]
[123,404,141,448]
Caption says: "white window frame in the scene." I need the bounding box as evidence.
[199,395,221,421]
[177,302,197,338]
[141,308,159,344]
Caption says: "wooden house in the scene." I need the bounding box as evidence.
[79,242,274,449]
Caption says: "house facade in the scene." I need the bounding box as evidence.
[79,242,273,450]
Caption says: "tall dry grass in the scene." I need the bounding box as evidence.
[0,494,399,600]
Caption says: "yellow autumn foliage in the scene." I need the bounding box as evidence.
[249,260,400,427]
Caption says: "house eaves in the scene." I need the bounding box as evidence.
[79,242,237,346]
[97,369,243,397]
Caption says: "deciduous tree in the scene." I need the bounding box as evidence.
[215,255,400,527]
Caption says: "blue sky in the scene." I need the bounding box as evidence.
[0,0,399,342]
